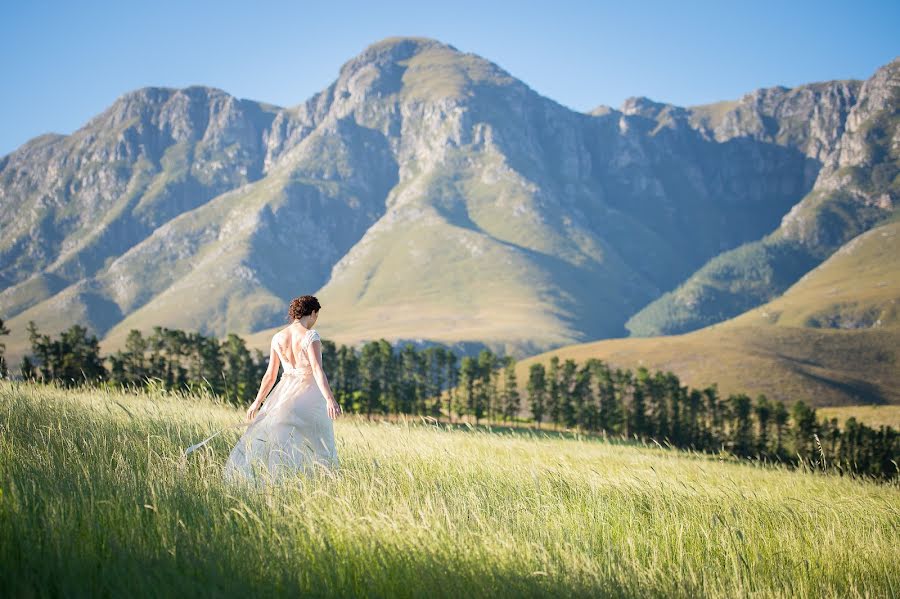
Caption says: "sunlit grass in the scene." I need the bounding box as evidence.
[1,381,897,597]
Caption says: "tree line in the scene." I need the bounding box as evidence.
[2,319,897,480]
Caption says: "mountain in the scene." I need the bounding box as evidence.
[1,38,897,364]
[626,59,900,336]
[519,218,900,407]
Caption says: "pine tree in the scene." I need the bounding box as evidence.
[791,401,817,462]
[558,359,578,428]
[753,394,772,455]
[728,393,753,456]
[0,318,9,378]
[476,349,497,424]
[222,333,256,405]
[445,351,459,423]
[500,356,521,423]
[527,363,547,429]
[20,355,35,381]
[703,384,724,448]
[26,321,50,381]
[359,341,385,418]
[772,400,789,458]
[655,371,687,447]
[645,370,669,440]
[425,347,447,418]
[590,360,620,435]
[686,388,704,448]
[398,343,420,415]
[547,356,561,428]
[459,356,479,423]
[625,368,646,439]
[336,345,360,413]
[378,340,397,416]
[319,339,339,407]
[572,362,594,431]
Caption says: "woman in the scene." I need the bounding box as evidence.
[222,295,342,485]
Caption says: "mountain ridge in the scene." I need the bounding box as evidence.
[1,38,896,365]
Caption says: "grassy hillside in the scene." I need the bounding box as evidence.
[726,216,900,329]
[2,381,897,597]
[245,145,655,357]
[520,221,900,407]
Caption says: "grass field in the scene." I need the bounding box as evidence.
[1,381,898,598]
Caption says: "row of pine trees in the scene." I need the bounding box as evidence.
[2,320,897,480]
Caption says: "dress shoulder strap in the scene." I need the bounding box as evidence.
[302,328,320,350]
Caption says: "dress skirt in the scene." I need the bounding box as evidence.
[223,369,339,487]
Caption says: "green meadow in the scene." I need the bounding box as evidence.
[1,381,897,598]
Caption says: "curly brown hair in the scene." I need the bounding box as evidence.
[287,295,321,321]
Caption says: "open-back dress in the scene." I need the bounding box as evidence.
[223,328,339,485]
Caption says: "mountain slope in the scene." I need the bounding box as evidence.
[520,219,900,407]
[222,40,856,356]
[626,59,899,336]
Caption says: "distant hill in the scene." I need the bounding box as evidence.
[519,219,900,407]
[1,38,897,365]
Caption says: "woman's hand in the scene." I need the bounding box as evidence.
[245,400,262,423]
[327,398,342,420]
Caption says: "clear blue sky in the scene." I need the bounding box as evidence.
[2,0,898,156]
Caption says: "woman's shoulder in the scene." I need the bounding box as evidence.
[301,328,319,344]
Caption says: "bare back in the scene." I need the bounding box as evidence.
[271,324,318,372]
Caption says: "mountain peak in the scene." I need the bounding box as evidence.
[365,36,457,54]
[340,37,459,74]
[329,36,519,104]
[589,104,615,116]
[112,85,232,106]
[620,96,669,118]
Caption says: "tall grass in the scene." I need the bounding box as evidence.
[1,381,897,597]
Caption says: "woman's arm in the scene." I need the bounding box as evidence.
[246,344,279,422]
[308,339,342,420]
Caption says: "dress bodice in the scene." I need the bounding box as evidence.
[274,328,320,377]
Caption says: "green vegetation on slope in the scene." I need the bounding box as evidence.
[1,382,897,597]
[727,218,900,329]
[525,220,900,407]
[626,190,897,337]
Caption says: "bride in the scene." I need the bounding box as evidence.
[223,295,342,485]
